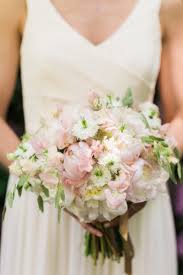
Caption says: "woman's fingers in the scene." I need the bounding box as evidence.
[65,203,146,236]
[81,223,103,237]
[65,209,102,237]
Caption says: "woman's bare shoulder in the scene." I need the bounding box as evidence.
[0,0,26,34]
[160,0,183,39]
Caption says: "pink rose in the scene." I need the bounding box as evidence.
[63,142,93,186]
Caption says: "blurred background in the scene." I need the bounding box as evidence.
[0,75,183,274]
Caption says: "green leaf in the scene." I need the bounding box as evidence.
[24,181,32,191]
[41,184,49,198]
[37,195,44,212]
[30,154,38,162]
[141,135,164,144]
[181,166,183,182]
[119,124,126,133]
[2,207,6,221]
[7,192,14,208]
[174,147,181,159]
[122,88,133,107]
[22,133,31,142]
[165,162,177,184]
[58,207,62,223]
[140,113,150,128]
[106,94,113,107]
[17,186,23,197]
[17,175,29,197]
[177,162,182,180]
[85,232,92,257]
[55,185,65,208]
[17,175,29,189]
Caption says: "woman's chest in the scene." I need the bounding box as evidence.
[48,0,142,46]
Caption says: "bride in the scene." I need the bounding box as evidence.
[0,0,183,274]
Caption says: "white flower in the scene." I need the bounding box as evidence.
[147,117,161,129]
[168,156,179,165]
[19,158,42,176]
[9,161,22,177]
[105,189,127,212]
[139,102,159,117]
[98,152,121,173]
[14,142,35,160]
[90,165,111,187]
[108,133,143,163]
[84,185,106,201]
[127,159,169,203]
[86,200,99,209]
[47,146,63,162]
[139,102,161,130]
[102,137,121,157]
[120,138,143,163]
[122,109,150,136]
[63,186,75,207]
[103,94,123,108]
[72,111,99,140]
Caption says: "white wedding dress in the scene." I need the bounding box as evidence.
[0,0,177,274]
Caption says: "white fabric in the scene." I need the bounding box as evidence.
[0,0,177,274]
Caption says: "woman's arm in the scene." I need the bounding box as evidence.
[0,0,25,167]
[159,0,183,153]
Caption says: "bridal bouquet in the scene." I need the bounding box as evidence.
[7,90,182,273]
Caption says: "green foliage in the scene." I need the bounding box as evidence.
[37,195,44,212]
[122,88,133,107]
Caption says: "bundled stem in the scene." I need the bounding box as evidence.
[84,223,124,264]
[84,216,134,275]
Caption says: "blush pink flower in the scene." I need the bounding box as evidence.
[56,106,80,149]
[63,142,93,186]
[56,125,74,150]
[39,171,59,188]
[105,189,126,210]
[30,138,48,154]
[89,140,104,158]
[108,172,131,192]
[88,91,103,110]
[48,155,63,173]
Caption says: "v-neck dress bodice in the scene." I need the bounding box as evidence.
[0,1,177,275]
[21,0,161,133]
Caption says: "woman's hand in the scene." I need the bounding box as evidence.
[102,202,147,228]
[64,209,103,237]
[159,1,183,154]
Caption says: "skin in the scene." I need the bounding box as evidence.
[0,0,183,237]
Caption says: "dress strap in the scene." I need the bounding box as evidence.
[24,0,44,15]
